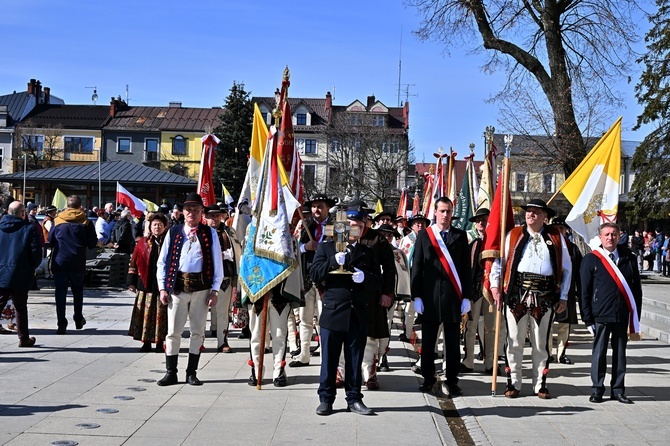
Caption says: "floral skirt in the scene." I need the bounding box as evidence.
[128,290,167,343]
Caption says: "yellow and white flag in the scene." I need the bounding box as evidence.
[558,117,622,247]
[52,188,67,210]
[222,184,235,205]
[232,103,268,239]
[142,199,159,212]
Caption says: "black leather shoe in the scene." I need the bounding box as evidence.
[210,329,217,338]
[419,382,435,393]
[411,364,422,375]
[398,333,411,343]
[288,360,309,367]
[56,326,67,335]
[186,373,202,386]
[157,372,178,386]
[378,354,390,372]
[611,393,633,404]
[459,363,473,373]
[238,327,251,339]
[559,355,573,364]
[316,402,333,416]
[273,373,287,387]
[589,394,603,403]
[447,384,463,397]
[248,374,257,386]
[75,318,86,330]
[347,401,374,415]
[289,348,301,357]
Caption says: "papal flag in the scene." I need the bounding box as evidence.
[557,117,622,247]
[375,199,384,215]
[52,188,67,210]
[142,199,159,212]
[233,103,268,239]
[222,183,235,205]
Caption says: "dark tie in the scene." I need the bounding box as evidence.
[314,222,323,241]
[609,253,615,262]
[441,231,448,244]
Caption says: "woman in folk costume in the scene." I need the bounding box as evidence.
[127,212,169,352]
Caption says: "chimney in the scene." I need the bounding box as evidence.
[367,95,375,110]
[403,101,410,130]
[35,81,42,103]
[44,87,51,104]
[325,91,332,125]
[110,97,117,117]
[169,101,182,108]
[27,79,36,95]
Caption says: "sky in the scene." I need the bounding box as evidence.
[0,0,653,163]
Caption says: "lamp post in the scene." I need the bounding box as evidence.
[22,153,27,204]
[98,147,102,207]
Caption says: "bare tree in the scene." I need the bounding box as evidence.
[13,119,64,169]
[407,0,641,175]
[325,112,414,208]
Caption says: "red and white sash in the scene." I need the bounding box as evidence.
[593,247,640,334]
[426,225,463,301]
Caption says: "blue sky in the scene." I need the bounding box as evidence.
[0,0,650,162]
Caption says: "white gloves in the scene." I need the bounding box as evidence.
[223,248,233,261]
[414,297,424,314]
[335,252,346,266]
[352,267,365,284]
[587,325,596,336]
[460,298,471,315]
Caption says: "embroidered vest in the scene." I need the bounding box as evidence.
[503,225,563,293]
[164,223,215,293]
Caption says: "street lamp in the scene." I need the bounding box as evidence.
[22,153,27,204]
[97,147,102,207]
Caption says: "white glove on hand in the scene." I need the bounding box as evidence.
[460,298,471,315]
[335,252,346,266]
[352,267,365,284]
[587,325,596,336]
[223,248,233,261]
[414,297,424,314]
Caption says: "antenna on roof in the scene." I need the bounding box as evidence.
[125,84,130,105]
[397,26,402,107]
[332,87,335,102]
[86,86,98,104]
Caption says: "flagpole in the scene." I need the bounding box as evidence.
[491,134,512,396]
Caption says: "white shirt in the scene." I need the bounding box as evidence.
[490,227,572,300]
[157,224,224,292]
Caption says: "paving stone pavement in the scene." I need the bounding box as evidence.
[1,280,669,445]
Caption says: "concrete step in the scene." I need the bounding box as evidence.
[640,316,670,344]
[643,296,670,312]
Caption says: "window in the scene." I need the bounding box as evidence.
[330,139,340,152]
[542,174,555,193]
[329,167,339,178]
[145,138,159,161]
[305,139,317,154]
[353,139,362,152]
[172,135,186,156]
[382,142,400,153]
[514,172,528,192]
[304,164,316,189]
[0,147,3,169]
[64,136,94,153]
[371,115,385,127]
[117,137,131,153]
[296,113,307,125]
[348,114,363,126]
[382,168,398,189]
[22,135,44,157]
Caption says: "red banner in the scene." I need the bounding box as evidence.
[198,134,219,207]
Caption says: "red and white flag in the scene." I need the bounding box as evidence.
[198,133,219,207]
[116,182,147,218]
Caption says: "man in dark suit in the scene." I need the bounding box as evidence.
[310,204,382,416]
[411,197,472,397]
[581,222,642,404]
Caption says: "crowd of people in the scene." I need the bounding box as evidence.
[0,190,649,414]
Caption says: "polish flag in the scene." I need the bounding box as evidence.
[116,182,147,218]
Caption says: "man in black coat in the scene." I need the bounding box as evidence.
[581,222,642,404]
[0,201,42,347]
[411,197,472,397]
[310,205,382,416]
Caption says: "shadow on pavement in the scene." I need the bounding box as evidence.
[0,403,86,417]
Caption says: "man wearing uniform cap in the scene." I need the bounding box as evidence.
[170,203,184,227]
[156,192,224,386]
[311,200,382,416]
[289,194,336,368]
[490,198,571,399]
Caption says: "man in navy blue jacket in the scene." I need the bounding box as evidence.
[581,222,642,404]
[49,195,98,334]
[0,201,42,347]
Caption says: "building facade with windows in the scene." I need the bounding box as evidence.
[253,93,410,205]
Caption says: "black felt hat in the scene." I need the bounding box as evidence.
[468,207,490,223]
[521,199,555,218]
[183,193,204,207]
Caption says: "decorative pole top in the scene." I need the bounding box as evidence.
[485,126,495,144]
[504,134,513,158]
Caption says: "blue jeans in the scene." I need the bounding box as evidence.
[54,271,86,328]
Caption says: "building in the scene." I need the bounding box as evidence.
[253,93,410,205]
